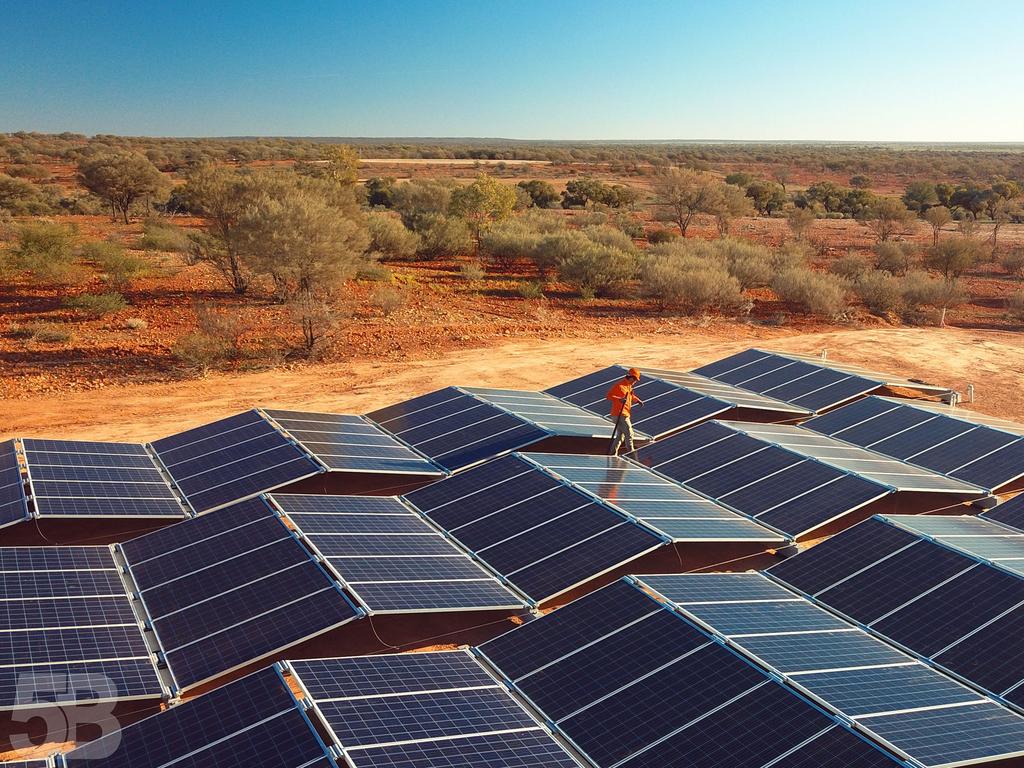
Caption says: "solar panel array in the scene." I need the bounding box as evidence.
[290,652,582,768]
[634,420,893,539]
[479,579,902,768]
[262,409,443,476]
[694,348,943,413]
[984,493,1024,533]
[545,365,738,439]
[890,514,1024,577]
[806,395,1024,491]
[404,454,664,603]
[366,387,551,472]
[0,546,163,711]
[121,498,361,691]
[524,452,786,543]
[461,386,616,437]
[0,440,28,528]
[640,572,1024,768]
[769,515,1024,711]
[62,666,336,768]
[22,439,186,519]
[151,410,322,514]
[270,494,527,613]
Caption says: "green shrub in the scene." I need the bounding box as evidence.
[6,163,50,180]
[370,286,407,315]
[80,241,150,289]
[459,261,485,281]
[772,242,812,271]
[532,230,590,278]
[772,268,850,317]
[640,256,742,314]
[874,242,917,276]
[7,221,85,284]
[558,243,637,297]
[416,214,473,258]
[366,211,420,261]
[646,228,679,244]
[137,219,190,252]
[481,220,540,269]
[62,292,128,318]
[582,225,637,253]
[517,281,545,300]
[356,261,393,282]
[171,332,232,374]
[29,322,73,344]
[611,213,645,239]
[1001,248,1024,278]
[855,270,903,314]
[830,253,870,280]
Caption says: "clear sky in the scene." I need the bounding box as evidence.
[2,0,1022,141]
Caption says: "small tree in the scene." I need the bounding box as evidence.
[652,168,721,237]
[744,180,787,216]
[924,236,981,325]
[786,206,816,241]
[365,176,395,207]
[849,175,872,189]
[182,165,253,294]
[319,145,360,187]
[991,198,1022,250]
[78,153,168,223]
[711,184,754,237]
[449,175,516,253]
[923,205,952,247]
[902,181,939,213]
[862,197,914,242]
[517,180,560,209]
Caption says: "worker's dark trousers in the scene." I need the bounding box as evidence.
[610,415,635,455]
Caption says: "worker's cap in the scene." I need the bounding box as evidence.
[626,367,641,380]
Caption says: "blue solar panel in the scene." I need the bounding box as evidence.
[984,494,1024,533]
[953,439,1024,489]
[22,439,149,455]
[291,653,494,699]
[934,605,1024,698]
[63,666,333,768]
[754,474,888,536]
[403,454,530,515]
[123,508,359,691]
[794,664,980,716]
[735,630,909,673]
[152,410,321,513]
[348,731,581,768]
[770,726,905,768]
[685,601,850,635]
[864,703,1024,768]
[264,409,442,476]
[480,580,660,681]
[0,659,163,710]
[803,396,901,436]
[0,569,126,600]
[0,440,28,528]
[545,365,630,404]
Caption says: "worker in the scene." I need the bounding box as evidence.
[606,367,644,455]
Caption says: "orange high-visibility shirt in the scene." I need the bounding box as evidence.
[606,379,637,418]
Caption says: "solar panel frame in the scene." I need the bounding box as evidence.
[461,386,617,438]
[0,440,29,529]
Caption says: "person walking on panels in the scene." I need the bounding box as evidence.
[607,368,644,455]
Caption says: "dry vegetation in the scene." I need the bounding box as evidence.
[2,132,1023,401]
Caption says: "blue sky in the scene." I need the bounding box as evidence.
[2,0,1022,141]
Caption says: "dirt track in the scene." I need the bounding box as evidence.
[4,326,1023,443]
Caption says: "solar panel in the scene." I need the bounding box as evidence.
[524,452,785,543]
[0,440,28,528]
[805,395,1024,491]
[544,364,738,439]
[479,578,903,768]
[984,493,1024,533]
[639,573,1024,768]
[769,514,1024,715]
[21,439,186,519]
[150,410,322,514]
[262,409,444,476]
[462,387,616,437]
[694,348,946,413]
[121,501,360,691]
[0,762,49,768]
[62,666,336,768]
[270,493,526,613]
[404,454,663,603]
[0,545,163,711]
[289,652,581,768]
[367,387,551,472]
[633,421,893,540]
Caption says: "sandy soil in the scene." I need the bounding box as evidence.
[4,326,1022,443]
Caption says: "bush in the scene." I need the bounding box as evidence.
[137,219,189,252]
[640,256,743,314]
[532,230,590,278]
[62,292,128,317]
[830,253,870,280]
[611,213,645,239]
[416,214,473,258]
[717,239,774,289]
[172,332,232,374]
[582,225,637,253]
[647,228,679,244]
[366,211,420,261]
[80,240,150,289]
[124,317,148,330]
[558,243,637,297]
[772,268,850,317]
[29,322,73,344]
[1001,248,1024,278]
[370,286,407,316]
[772,242,812,272]
[480,220,540,269]
[517,281,545,300]
[459,261,485,281]
[855,270,904,314]
[1008,291,1024,322]
[356,261,392,282]
[7,221,85,284]
[874,242,917,276]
